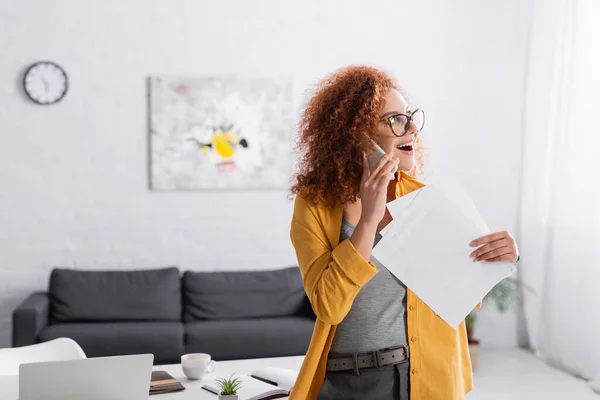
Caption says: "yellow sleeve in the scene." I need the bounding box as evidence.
[290,196,378,325]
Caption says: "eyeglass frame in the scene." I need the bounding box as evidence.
[379,109,425,137]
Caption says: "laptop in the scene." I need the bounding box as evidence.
[19,353,154,400]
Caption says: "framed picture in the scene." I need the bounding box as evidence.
[148,76,294,190]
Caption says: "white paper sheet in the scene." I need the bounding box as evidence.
[379,187,423,237]
[374,183,516,329]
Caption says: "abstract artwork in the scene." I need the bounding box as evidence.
[148,76,294,190]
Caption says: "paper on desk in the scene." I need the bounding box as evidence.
[374,183,516,329]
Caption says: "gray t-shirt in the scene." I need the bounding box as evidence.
[329,220,408,354]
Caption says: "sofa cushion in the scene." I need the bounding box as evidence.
[184,317,314,360]
[183,267,307,321]
[39,321,184,364]
[49,267,181,322]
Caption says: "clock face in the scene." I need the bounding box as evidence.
[23,61,68,105]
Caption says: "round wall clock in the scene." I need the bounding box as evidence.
[23,61,69,105]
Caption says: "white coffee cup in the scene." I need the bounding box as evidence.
[181,353,216,380]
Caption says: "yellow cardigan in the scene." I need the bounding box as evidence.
[289,172,475,400]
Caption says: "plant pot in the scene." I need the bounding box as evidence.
[218,396,238,400]
[468,340,480,371]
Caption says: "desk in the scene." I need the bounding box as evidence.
[0,355,304,399]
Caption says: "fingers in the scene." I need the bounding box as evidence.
[471,239,509,260]
[474,245,510,261]
[371,154,398,182]
[372,152,393,175]
[374,160,398,189]
[362,152,397,197]
[369,154,390,181]
[470,230,512,247]
[476,247,519,263]
[376,171,396,190]
[378,158,398,179]
[471,230,519,263]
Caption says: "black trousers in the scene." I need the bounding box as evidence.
[317,361,410,400]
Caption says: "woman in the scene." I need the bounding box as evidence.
[289,66,519,400]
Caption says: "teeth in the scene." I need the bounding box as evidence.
[397,142,413,149]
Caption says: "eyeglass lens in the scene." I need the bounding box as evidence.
[390,109,425,136]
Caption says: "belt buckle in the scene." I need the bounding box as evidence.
[390,345,409,361]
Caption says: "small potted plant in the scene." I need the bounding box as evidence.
[216,374,243,400]
[466,277,523,369]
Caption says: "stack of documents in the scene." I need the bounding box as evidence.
[373,182,516,329]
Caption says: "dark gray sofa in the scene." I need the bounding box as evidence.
[12,267,315,364]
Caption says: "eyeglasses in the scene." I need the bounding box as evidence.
[380,109,425,137]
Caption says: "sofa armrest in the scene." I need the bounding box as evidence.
[12,292,50,347]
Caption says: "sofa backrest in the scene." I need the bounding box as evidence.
[49,267,181,322]
[182,267,309,321]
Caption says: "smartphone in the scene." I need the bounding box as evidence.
[368,139,398,174]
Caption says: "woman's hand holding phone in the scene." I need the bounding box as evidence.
[360,152,398,224]
[350,152,398,261]
[368,139,398,175]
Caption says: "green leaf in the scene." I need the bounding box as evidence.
[216,374,243,395]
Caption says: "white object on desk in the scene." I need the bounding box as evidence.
[0,355,305,400]
[0,337,86,376]
[182,353,217,380]
[202,367,298,400]
[19,353,153,400]
[203,374,289,400]
[250,367,298,391]
[375,183,516,329]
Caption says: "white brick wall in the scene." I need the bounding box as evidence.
[0,0,530,348]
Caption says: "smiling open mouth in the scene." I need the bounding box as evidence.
[396,143,413,152]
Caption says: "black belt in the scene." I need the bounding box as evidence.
[326,346,409,372]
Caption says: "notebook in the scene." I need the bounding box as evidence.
[149,371,186,395]
[202,367,297,400]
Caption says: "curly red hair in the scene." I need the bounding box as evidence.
[291,65,423,207]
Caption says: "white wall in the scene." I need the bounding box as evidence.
[0,0,530,348]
